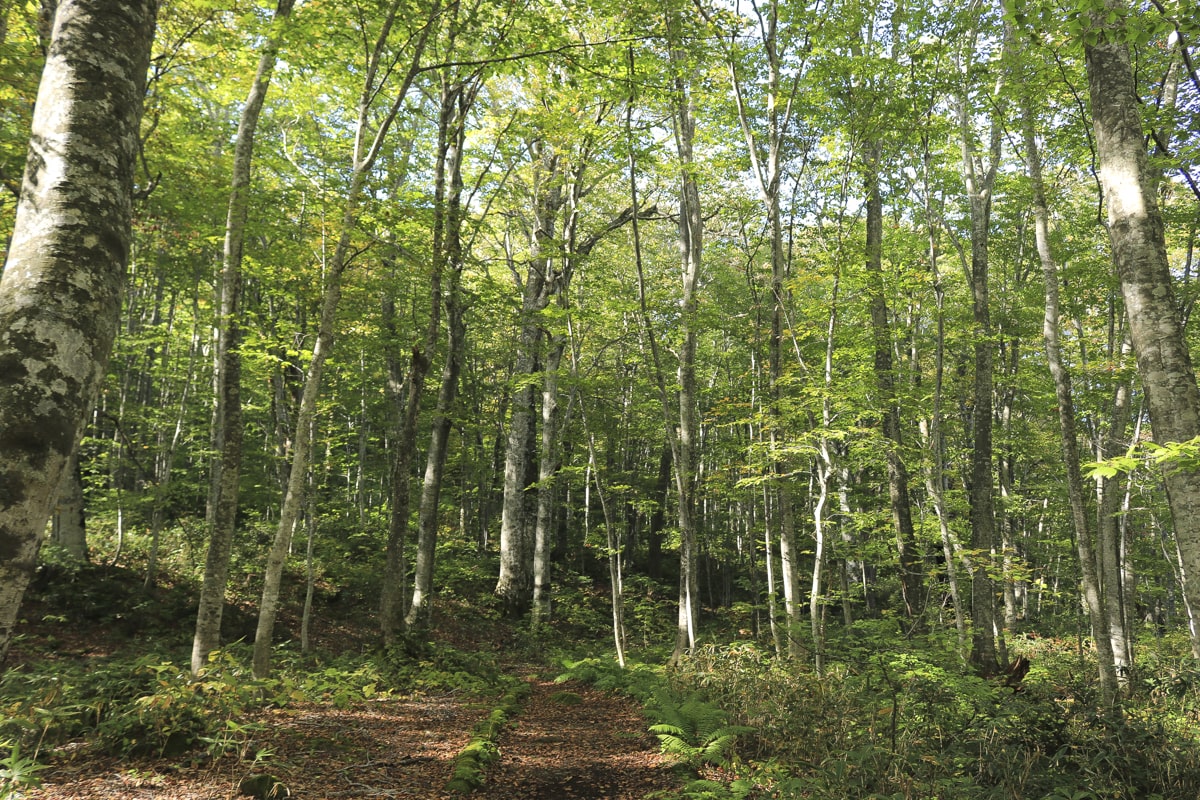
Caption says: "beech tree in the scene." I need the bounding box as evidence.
[1020,37,1118,702]
[956,0,1008,674]
[0,0,159,666]
[192,0,295,678]
[1083,0,1200,656]
[252,0,439,678]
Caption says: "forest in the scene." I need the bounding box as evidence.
[2,0,1200,796]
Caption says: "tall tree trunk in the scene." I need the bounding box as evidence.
[1022,85,1119,704]
[192,0,294,677]
[720,0,803,659]
[406,73,473,629]
[380,97,450,644]
[0,0,157,668]
[1085,0,1200,658]
[625,39,697,664]
[494,160,557,615]
[406,281,464,628]
[252,0,436,677]
[668,35,702,665]
[957,26,1006,672]
[531,335,565,629]
[864,150,924,630]
[379,294,419,643]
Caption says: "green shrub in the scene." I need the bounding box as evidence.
[377,636,503,696]
[0,647,266,758]
[660,635,1200,800]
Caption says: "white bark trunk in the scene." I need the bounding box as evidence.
[193,0,294,677]
[1085,0,1200,658]
[0,0,157,667]
[252,0,436,677]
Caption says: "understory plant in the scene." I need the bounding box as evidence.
[648,692,753,770]
[0,644,394,763]
[665,635,1200,799]
[0,740,48,799]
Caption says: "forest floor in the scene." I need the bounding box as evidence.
[22,675,677,799]
[9,572,681,800]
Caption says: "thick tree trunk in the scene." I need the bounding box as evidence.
[957,42,1005,672]
[531,335,565,628]
[495,144,559,616]
[192,0,294,677]
[495,321,545,615]
[406,286,464,628]
[379,296,421,643]
[1085,1,1200,657]
[51,452,87,561]
[0,0,157,668]
[668,74,703,666]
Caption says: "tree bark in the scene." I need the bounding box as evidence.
[252,0,435,677]
[1022,84,1118,704]
[864,150,924,630]
[957,25,1006,672]
[1085,0,1200,658]
[406,279,464,629]
[494,144,559,616]
[381,90,452,643]
[531,334,565,628]
[668,40,702,665]
[0,0,157,668]
[192,0,294,677]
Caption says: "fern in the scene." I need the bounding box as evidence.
[648,692,753,768]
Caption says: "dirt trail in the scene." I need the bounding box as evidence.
[469,677,678,800]
[22,675,679,799]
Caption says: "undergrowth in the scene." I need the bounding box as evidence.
[1,647,259,759]
[656,634,1200,800]
[556,655,754,798]
[376,632,507,696]
[0,632,503,774]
